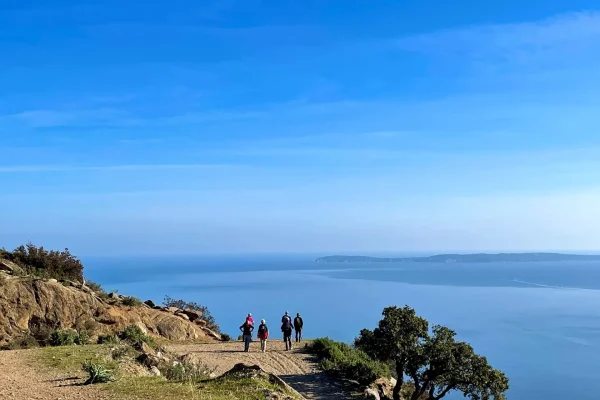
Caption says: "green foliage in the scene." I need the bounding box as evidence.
[162,359,214,384]
[82,360,114,384]
[355,306,509,400]
[121,296,143,307]
[50,329,79,346]
[163,295,220,333]
[220,333,232,342]
[0,242,84,282]
[97,334,120,345]
[309,337,389,385]
[4,335,40,350]
[86,280,107,296]
[119,325,154,347]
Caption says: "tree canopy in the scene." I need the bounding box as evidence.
[355,306,509,400]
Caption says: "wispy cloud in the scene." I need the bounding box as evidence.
[4,108,133,128]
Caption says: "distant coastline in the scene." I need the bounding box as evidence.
[315,253,600,263]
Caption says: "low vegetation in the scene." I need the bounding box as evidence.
[163,295,220,333]
[309,337,390,385]
[82,360,114,384]
[121,296,143,307]
[119,324,155,347]
[0,242,84,282]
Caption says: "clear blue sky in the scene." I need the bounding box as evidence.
[2,1,600,255]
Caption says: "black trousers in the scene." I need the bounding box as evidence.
[283,330,293,349]
[295,329,302,342]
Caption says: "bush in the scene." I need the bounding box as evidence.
[50,329,79,346]
[162,359,214,384]
[86,280,106,296]
[1,242,84,282]
[121,296,143,307]
[163,295,220,333]
[119,325,154,347]
[82,360,114,384]
[309,337,389,385]
[75,330,90,345]
[97,334,120,345]
[220,333,232,342]
[4,335,39,350]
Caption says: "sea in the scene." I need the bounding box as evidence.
[84,254,600,400]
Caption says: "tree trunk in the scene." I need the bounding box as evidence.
[393,361,405,400]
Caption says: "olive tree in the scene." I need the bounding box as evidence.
[355,306,508,400]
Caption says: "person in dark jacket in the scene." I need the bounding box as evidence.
[239,320,254,352]
[281,315,293,350]
[257,319,269,352]
[294,313,304,342]
[281,311,292,325]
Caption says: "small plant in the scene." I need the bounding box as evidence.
[97,334,120,345]
[163,359,213,383]
[75,330,90,345]
[110,344,132,360]
[82,360,114,384]
[220,333,232,342]
[237,334,243,341]
[50,329,79,346]
[4,335,39,350]
[85,280,106,295]
[121,296,143,307]
[119,325,154,347]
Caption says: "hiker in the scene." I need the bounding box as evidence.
[257,319,269,352]
[281,314,293,350]
[239,318,254,352]
[294,313,304,342]
[247,313,255,326]
[281,311,292,325]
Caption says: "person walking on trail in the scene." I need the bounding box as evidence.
[282,311,292,325]
[257,319,269,353]
[294,313,304,343]
[239,319,254,352]
[247,313,255,326]
[281,314,294,351]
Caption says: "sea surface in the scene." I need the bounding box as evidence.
[84,254,600,400]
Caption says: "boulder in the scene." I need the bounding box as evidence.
[149,366,161,377]
[134,341,156,357]
[167,307,180,314]
[175,312,190,321]
[181,309,202,321]
[144,300,157,308]
[194,319,207,327]
[364,388,381,400]
[370,377,396,400]
[0,259,24,275]
[202,328,222,341]
[47,279,58,283]
[137,353,160,368]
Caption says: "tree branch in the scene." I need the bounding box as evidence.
[433,384,456,400]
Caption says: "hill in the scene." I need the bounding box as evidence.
[315,252,600,263]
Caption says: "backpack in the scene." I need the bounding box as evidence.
[258,324,267,335]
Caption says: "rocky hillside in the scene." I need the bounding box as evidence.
[0,260,220,346]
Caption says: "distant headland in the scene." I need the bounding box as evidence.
[315,252,600,263]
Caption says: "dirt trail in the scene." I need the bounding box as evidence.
[0,349,119,400]
[168,340,357,400]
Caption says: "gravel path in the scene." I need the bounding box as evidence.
[168,340,358,400]
[0,349,118,400]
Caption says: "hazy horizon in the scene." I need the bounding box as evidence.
[2,1,600,256]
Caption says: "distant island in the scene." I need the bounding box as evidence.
[315,253,600,263]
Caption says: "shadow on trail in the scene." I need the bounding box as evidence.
[282,371,358,400]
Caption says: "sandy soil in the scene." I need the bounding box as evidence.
[0,349,120,400]
[168,340,358,399]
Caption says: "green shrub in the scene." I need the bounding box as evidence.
[86,280,106,296]
[82,360,114,384]
[162,359,213,383]
[50,329,79,346]
[75,330,90,345]
[119,325,154,347]
[163,295,220,333]
[97,334,120,345]
[1,242,84,282]
[121,296,143,307]
[220,333,232,342]
[4,335,39,350]
[309,337,389,385]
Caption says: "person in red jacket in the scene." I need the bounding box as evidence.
[257,319,269,352]
[246,313,255,326]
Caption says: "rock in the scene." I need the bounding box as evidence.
[364,388,381,400]
[149,366,161,376]
[134,341,156,357]
[0,260,24,275]
[0,277,216,346]
[108,292,118,299]
[202,328,222,340]
[137,353,161,368]
[181,309,202,321]
[47,279,58,283]
[194,319,207,327]
[175,312,190,321]
[370,377,396,400]
[167,307,179,314]
[144,300,156,308]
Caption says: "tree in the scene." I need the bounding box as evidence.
[355,306,508,400]
[163,296,220,333]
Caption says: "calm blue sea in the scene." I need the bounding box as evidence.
[84,254,600,400]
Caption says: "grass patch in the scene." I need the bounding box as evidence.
[119,325,155,347]
[34,344,119,373]
[82,360,115,384]
[309,337,389,385]
[122,296,143,307]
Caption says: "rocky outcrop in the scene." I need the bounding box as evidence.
[0,273,218,345]
[0,259,24,275]
[223,363,303,399]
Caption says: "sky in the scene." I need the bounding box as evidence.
[1,0,600,255]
